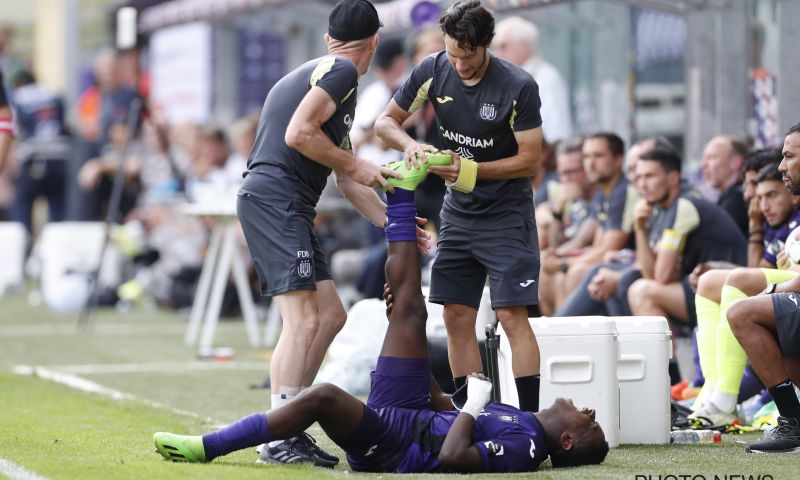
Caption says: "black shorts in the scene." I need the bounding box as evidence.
[237,192,331,296]
[771,292,800,357]
[429,221,540,314]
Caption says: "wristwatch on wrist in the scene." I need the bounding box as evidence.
[765,283,778,295]
[558,259,569,273]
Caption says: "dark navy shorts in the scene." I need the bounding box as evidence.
[336,357,432,472]
[771,292,800,357]
[236,192,331,296]
[429,221,540,314]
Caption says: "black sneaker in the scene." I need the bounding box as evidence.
[257,433,339,467]
[746,416,800,453]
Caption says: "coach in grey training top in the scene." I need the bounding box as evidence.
[236,0,415,467]
[375,0,545,413]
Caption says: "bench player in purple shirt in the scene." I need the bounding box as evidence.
[153,169,609,473]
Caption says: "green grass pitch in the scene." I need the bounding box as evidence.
[0,293,795,479]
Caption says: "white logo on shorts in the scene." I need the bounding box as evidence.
[789,294,798,307]
[529,438,536,458]
[519,280,535,288]
[298,259,312,278]
[365,444,378,456]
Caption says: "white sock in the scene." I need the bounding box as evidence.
[268,387,300,447]
[710,391,738,414]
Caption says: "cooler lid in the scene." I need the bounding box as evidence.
[613,316,671,335]
[532,316,617,336]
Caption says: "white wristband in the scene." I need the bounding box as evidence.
[461,399,485,419]
[460,377,492,418]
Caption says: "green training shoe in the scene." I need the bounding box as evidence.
[154,432,207,463]
[386,152,453,191]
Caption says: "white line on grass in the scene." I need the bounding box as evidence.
[12,365,218,423]
[0,324,186,337]
[0,459,50,480]
[45,361,266,375]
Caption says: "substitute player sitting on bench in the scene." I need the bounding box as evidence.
[153,174,609,473]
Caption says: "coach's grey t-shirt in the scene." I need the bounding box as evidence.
[648,194,747,275]
[393,52,542,230]
[241,56,358,210]
[591,175,639,233]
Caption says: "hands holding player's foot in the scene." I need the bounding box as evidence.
[350,158,402,192]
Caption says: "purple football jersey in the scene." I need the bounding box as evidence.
[763,206,800,265]
[392,403,549,473]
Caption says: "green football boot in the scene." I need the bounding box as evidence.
[154,432,207,463]
[386,152,453,190]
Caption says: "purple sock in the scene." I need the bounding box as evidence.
[385,188,417,243]
[202,413,272,461]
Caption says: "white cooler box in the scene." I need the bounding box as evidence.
[614,316,671,444]
[498,317,620,447]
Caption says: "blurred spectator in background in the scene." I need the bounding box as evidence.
[494,16,572,143]
[351,38,406,165]
[0,26,26,93]
[77,116,143,221]
[555,133,638,296]
[537,136,597,314]
[185,127,233,204]
[10,70,71,231]
[701,135,749,235]
[72,48,139,220]
[225,115,258,185]
[0,68,13,175]
[75,48,138,154]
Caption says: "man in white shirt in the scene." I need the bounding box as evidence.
[494,16,572,143]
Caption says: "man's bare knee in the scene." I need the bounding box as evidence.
[299,383,346,411]
[319,304,347,334]
[627,279,650,307]
[727,300,752,335]
[496,309,531,336]
[725,268,764,296]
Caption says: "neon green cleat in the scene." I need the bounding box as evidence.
[386,152,453,191]
[154,432,207,463]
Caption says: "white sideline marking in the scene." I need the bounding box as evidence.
[12,366,215,422]
[0,324,185,337]
[46,361,266,375]
[0,459,50,480]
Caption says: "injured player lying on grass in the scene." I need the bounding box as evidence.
[154,154,608,473]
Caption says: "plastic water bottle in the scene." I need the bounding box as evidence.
[670,429,721,444]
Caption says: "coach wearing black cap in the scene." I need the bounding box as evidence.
[236,0,428,468]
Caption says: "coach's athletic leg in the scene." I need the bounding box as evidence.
[154,384,367,464]
[301,280,347,385]
[496,306,541,412]
[270,291,323,405]
[443,304,483,385]
[265,290,341,466]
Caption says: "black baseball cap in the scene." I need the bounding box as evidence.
[328,0,383,41]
